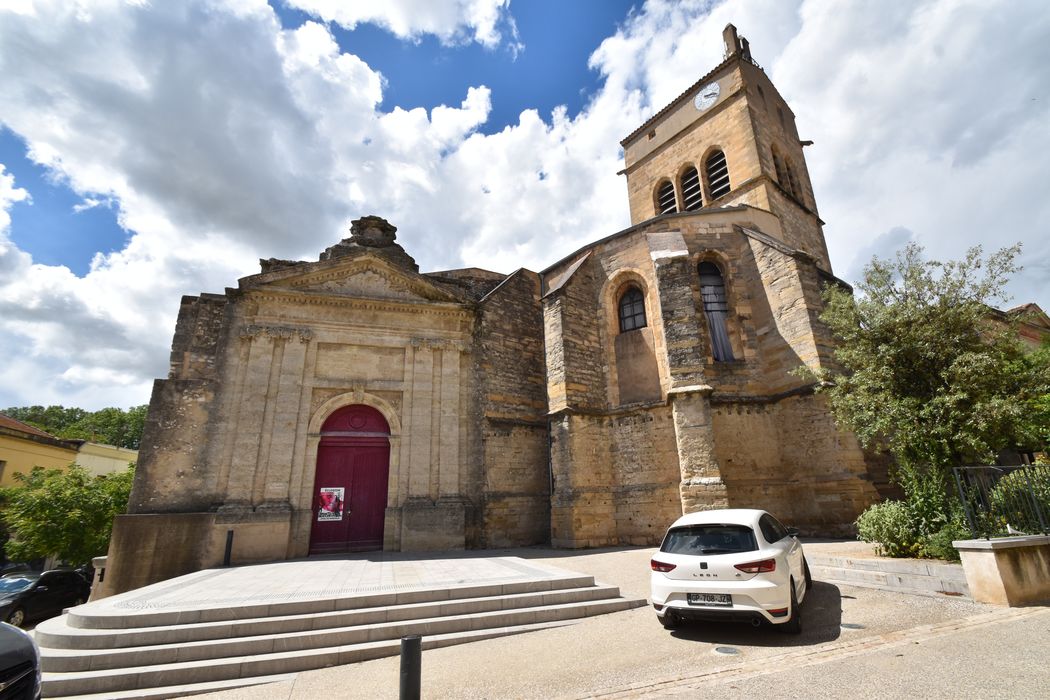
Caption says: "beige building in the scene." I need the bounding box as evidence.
[105,25,894,595]
[74,442,138,477]
[0,413,137,486]
[0,413,79,486]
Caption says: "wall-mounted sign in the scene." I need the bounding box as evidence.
[317,487,345,521]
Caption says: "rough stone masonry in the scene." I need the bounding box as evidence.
[100,25,891,596]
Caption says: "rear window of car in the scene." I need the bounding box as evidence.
[660,524,758,555]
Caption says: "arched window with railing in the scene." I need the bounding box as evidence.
[705,150,731,200]
[679,166,703,211]
[656,180,677,215]
[618,286,647,333]
[698,261,733,361]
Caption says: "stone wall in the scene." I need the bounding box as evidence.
[128,293,229,514]
[475,270,550,547]
[712,393,881,536]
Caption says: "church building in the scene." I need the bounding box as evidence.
[103,25,890,595]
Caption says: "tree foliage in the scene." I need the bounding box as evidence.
[0,465,135,566]
[809,243,1050,471]
[3,405,147,449]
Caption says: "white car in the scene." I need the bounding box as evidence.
[650,508,811,633]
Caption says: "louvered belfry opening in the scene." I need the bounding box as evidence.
[705,150,731,200]
[656,180,678,215]
[618,286,647,332]
[680,166,703,211]
[698,261,734,362]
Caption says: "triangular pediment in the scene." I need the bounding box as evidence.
[246,255,464,304]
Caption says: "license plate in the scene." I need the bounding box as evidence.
[687,593,732,607]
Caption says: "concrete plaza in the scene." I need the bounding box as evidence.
[188,543,1050,700]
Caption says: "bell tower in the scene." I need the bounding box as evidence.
[619,24,832,271]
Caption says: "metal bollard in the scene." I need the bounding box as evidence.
[223,530,234,567]
[399,635,422,700]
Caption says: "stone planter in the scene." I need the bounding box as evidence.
[953,535,1050,606]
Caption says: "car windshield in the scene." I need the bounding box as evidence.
[0,576,37,594]
[660,524,758,555]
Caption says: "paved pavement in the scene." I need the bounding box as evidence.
[82,554,585,622]
[192,543,1049,700]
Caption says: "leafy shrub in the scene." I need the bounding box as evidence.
[920,516,969,561]
[988,466,1050,535]
[856,501,922,557]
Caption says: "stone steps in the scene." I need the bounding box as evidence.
[37,584,618,652]
[46,621,580,700]
[807,554,970,599]
[37,572,645,699]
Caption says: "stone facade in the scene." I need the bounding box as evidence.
[104,25,892,595]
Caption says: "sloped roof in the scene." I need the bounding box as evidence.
[0,413,57,439]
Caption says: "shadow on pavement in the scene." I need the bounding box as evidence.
[668,581,844,647]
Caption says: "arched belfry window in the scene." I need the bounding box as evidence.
[772,148,787,186]
[785,162,802,201]
[679,166,703,211]
[618,286,647,333]
[656,180,677,215]
[705,150,731,200]
[698,261,734,361]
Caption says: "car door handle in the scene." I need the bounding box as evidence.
[37,585,49,591]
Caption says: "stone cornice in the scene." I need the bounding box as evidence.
[709,383,818,405]
[410,337,469,352]
[241,288,473,319]
[239,324,314,343]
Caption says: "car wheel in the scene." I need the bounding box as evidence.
[6,607,26,628]
[779,580,802,635]
[803,557,813,588]
[659,611,679,630]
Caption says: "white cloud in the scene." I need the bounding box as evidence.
[0,0,1047,410]
[0,164,30,231]
[284,0,518,49]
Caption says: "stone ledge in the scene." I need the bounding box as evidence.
[953,534,1050,551]
[953,535,1050,606]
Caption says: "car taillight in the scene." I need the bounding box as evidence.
[650,558,676,573]
[734,558,776,574]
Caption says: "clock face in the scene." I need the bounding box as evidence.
[694,82,720,111]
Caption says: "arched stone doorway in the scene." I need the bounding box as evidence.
[309,404,391,554]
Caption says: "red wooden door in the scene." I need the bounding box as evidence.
[309,406,390,554]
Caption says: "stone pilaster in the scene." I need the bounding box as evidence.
[668,386,728,512]
[407,342,434,499]
[438,344,462,498]
[220,326,277,512]
[651,231,728,513]
[259,328,313,506]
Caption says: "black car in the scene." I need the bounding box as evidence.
[0,570,90,628]
[0,621,40,699]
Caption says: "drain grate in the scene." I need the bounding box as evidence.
[713,646,739,655]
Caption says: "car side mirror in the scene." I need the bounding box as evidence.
[786,527,799,537]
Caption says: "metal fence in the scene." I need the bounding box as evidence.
[952,465,1050,538]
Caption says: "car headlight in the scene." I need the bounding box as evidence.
[0,598,14,608]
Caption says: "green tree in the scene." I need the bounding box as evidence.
[801,243,1050,557]
[809,243,1049,471]
[1,464,135,566]
[2,404,147,449]
[3,405,87,434]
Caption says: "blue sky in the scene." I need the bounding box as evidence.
[0,0,1048,410]
[4,0,636,276]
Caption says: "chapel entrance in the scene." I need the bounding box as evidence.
[309,404,391,554]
